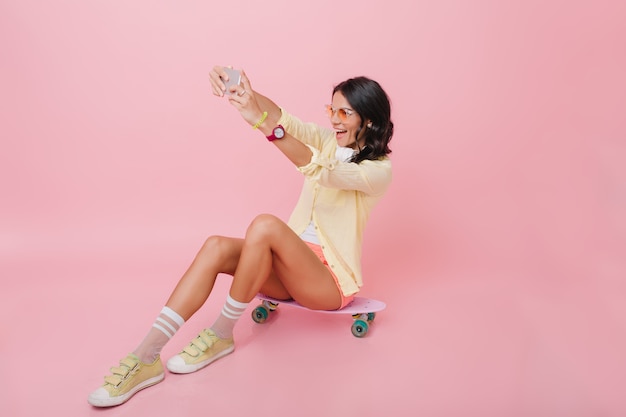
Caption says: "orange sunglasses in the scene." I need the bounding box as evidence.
[325,105,356,122]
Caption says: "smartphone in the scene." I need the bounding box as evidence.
[222,68,241,95]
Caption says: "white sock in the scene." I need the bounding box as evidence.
[210,295,249,339]
[133,306,185,363]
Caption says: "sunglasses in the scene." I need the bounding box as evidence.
[325,105,355,122]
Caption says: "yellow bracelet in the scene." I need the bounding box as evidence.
[252,111,268,129]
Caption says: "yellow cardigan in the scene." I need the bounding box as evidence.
[278,109,392,296]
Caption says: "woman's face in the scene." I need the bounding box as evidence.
[328,92,365,149]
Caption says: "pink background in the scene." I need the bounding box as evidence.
[1,1,625,416]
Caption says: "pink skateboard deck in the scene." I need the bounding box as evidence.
[251,295,386,337]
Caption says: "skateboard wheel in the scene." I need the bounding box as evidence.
[252,305,269,324]
[351,319,369,337]
[367,312,376,322]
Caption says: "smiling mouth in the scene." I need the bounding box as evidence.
[335,129,347,136]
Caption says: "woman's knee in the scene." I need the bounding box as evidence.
[245,214,283,241]
[198,235,235,265]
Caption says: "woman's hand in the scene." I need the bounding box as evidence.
[209,66,265,128]
[227,69,265,127]
[209,66,312,166]
[208,65,232,97]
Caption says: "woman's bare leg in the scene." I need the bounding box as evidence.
[131,235,244,362]
[163,213,341,323]
[89,235,248,407]
[229,214,342,310]
[165,235,245,320]
[157,214,343,375]
[202,213,342,344]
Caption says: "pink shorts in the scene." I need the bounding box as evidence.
[304,241,355,309]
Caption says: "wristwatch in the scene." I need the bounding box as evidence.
[266,125,286,142]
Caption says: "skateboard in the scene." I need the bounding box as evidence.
[251,295,386,338]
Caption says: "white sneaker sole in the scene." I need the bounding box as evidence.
[88,373,164,407]
[166,345,235,374]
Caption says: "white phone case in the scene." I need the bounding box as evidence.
[222,68,241,95]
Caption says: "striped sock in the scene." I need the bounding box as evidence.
[210,294,249,339]
[133,306,185,363]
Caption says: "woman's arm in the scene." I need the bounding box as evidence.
[252,90,314,168]
[209,66,313,167]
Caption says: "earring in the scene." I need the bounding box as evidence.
[367,123,372,128]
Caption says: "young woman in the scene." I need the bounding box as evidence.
[88,66,394,407]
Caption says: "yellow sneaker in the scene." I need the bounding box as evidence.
[166,328,234,374]
[88,354,164,407]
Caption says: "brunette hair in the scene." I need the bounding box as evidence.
[333,76,393,163]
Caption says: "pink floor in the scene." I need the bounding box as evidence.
[2,247,624,417]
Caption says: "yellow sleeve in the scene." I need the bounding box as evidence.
[298,146,392,196]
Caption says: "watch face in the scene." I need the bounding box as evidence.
[275,127,285,139]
